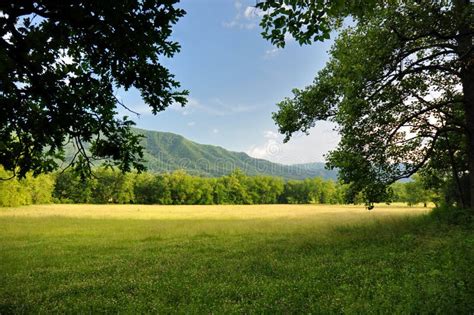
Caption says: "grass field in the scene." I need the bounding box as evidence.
[0,204,472,313]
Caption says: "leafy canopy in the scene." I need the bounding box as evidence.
[257,0,474,205]
[257,0,377,47]
[0,0,188,178]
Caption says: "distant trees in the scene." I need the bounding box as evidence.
[279,178,344,204]
[133,172,161,204]
[50,169,345,205]
[390,175,437,207]
[0,166,54,206]
[246,174,285,204]
[53,170,95,203]
[53,168,135,204]
[0,167,435,207]
[92,169,135,204]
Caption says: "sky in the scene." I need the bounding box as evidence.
[116,0,340,165]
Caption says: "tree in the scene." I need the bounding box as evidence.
[133,172,158,204]
[221,169,253,204]
[167,170,197,205]
[92,168,134,204]
[27,172,55,204]
[0,165,54,206]
[390,175,437,207]
[1,1,188,178]
[212,179,228,204]
[193,177,214,205]
[258,0,375,48]
[390,182,407,203]
[257,0,474,208]
[145,174,172,205]
[403,176,431,207]
[53,170,95,203]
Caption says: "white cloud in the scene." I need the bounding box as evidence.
[170,97,200,116]
[244,6,255,18]
[263,47,281,59]
[223,0,260,30]
[212,128,219,134]
[284,32,295,43]
[235,0,243,10]
[247,137,281,160]
[210,98,256,115]
[223,1,292,59]
[118,96,256,120]
[263,130,279,139]
[172,97,256,117]
[246,123,340,164]
[263,33,295,59]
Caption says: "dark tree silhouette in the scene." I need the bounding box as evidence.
[1,1,188,178]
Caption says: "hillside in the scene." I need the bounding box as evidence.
[63,128,337,180]
[135,128,337,180]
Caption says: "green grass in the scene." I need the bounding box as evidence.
[0,204,472,313]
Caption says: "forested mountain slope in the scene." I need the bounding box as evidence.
[64,128,337,180]
[136,128,337,180]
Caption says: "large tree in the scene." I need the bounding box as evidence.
[1,0,187,178]
[257,0,474,208]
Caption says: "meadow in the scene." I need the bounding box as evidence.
[0,204,472,313]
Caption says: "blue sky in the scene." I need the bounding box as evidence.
[116,0,340,165]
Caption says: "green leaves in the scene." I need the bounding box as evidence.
[268,1,470,204]
[0,0,188,178]
[257,0,378,47]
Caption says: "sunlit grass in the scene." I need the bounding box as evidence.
[0,203,429,220]
[0,204,472,313]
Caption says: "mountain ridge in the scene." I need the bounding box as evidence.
[133,128,337,180]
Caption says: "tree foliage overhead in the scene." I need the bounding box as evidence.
[0,0,188,178]
[257,0,474,207]
[257,0,376,47]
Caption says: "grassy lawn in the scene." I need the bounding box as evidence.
[0,204,472,313]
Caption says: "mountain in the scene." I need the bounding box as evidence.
[288,162,338,180]
[134,128,337,180]
[63,128,337,180]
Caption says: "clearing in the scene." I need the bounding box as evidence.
[0,204,472,313]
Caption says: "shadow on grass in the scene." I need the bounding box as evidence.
[237,213,473,314]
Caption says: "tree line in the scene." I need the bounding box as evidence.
[53,169,347,205]
[0,167,55,207]
[0,166,436,207]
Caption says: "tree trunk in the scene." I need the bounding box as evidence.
[446,138,466,208]
[457,0,474,209]
[464,68,474,209]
